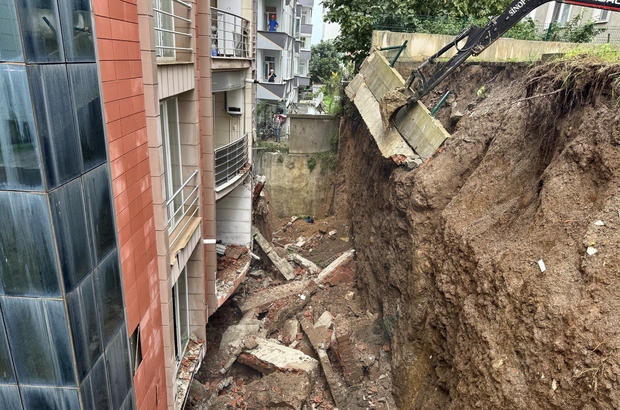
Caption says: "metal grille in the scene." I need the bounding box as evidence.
[211,8,250,58]
[154,0,193,57]
[215,133,249,187]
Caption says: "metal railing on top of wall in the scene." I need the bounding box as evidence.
[214,133,249,187]
[154,0,193,59]
[211,7,250,58]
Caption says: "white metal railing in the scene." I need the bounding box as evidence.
[214,133,249,187]
[154,0,193,57]
[211,7,250,58]
[167,170,200,238]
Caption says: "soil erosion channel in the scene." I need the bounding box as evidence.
[342,59,620,409]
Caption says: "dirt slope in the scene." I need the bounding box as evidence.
[341,60,620,409]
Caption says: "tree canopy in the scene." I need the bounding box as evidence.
[322,0,512,67]
[309,40,341,83]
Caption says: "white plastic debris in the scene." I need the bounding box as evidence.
[299,294,306,300]
[587,247,598,256]
[594,220,605,226]
[538,259,546,273]
[552,379,557,391]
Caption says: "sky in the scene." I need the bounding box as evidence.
[311,1,324,45]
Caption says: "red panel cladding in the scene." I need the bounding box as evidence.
[93,0,167,408]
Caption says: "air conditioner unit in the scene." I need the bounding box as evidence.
[226,89,243,115]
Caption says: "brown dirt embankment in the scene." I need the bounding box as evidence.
[341,59,620,409]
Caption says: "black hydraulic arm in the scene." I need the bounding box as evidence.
[401,0,620,110]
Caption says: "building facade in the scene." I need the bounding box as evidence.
[256,0,313,117]
[0,0,256,409]
[528,1,620,43]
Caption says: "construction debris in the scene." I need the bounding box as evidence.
[175,335,205,410]
[238,280,311,314]
[237,338,319,378]
[316,249,356,285]
[252,226,296,280]
[289,253,321,274]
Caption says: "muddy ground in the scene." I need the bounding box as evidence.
[344,58,620,409]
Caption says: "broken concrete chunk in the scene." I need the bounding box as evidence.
[316,250,355,285]
[237,338,319,379]
[315,311,335,329]
[290,253,321,274]
[282,319,300,345]
[264,281,318,333]
[238,280,311,314]
[241,371,312,410]
[299,316,332,350]
[224,245,246,260]
[252,227,296,280]
[219,323,261,350]
[317,347,348,409]
[248,269,266,278]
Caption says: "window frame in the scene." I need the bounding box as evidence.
[160,97,184,233]
[154,0,176,59]
[172,267,190,366]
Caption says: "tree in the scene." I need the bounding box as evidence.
[322,0,512,68]
[309,40,341,83]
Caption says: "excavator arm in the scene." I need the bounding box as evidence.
[398,0,620,115]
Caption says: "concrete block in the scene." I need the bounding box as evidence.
[316,250,355,285]
[252,227,295,280]
[237,338,319,378]
[219,322,261,350]
[238,280,311,314]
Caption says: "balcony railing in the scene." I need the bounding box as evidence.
[167,170,200,238]
[211,8,250,58]
[215,133,249,187]
[154,0,193,61]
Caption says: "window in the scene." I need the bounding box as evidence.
[264,55,275,80]
[301,8,311,25]
[154,0,175,58]
[299,60,306,76]
[160,98,183,232]
[551,3,572,25]
[129,326,143,374]
[294,17,301,38]
[300,37,309,50]
[265,7,277,31]
[172,267,189,364]
[592,9,610,24]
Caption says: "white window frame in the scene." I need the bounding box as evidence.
[172,267,190,366]
[592,9,610,24]
[154,0,176,59]
[160,98,184,233]
[299,59,306,77]
[300,36,309,50]
[264,55,275,81]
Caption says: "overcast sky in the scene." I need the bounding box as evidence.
[311,2,324,45]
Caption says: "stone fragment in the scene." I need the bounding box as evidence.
[335,333,364,384]
[236,338,319,379]
[290,253,321,274]
[315,311,335,329]
[316,250,355,285]
[238,280,311,314]
[252,226,296,280]
[317,347,348,409]
[282,319,300,345]
[264,281,318,333]
[243,371,313,410]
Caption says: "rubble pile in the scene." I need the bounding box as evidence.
[186,218,396,410]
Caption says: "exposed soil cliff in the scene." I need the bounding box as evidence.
[341,59,620,409]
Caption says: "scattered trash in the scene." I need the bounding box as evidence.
[538,259,546,273]
[305,216,314,223]
[299,294,306,300]
[344,291,355,301]
[594,220,605,226]
[552,379,557,391]
[587,247,598,256]
[492,359,504,369]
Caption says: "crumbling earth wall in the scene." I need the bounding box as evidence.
[341,60,620,409]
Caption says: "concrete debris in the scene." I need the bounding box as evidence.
[587,246,598,256]
[220,322,262,350]
[316,250,356,285]
[209,371,312,410]
[315,311,335,330]
[328,230,337,236]
[237,338,319,379]
[594,220,605,226]
[252,226,296,280]
[224,244,246,260]
[282,216,300,232]
[248,269,266,278]
[282,319,300,345]
[174,335,205,410]
[344,291,355,301]
[299,316,333,350]
[238,280,311,314]
[317,347,348,409]
[290,253,321,274]
[263,281,318,333]
[335,333,364,384]
[252,175,267,204]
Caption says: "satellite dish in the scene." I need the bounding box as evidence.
[315,92,324,108]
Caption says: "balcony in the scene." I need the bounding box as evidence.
[154,0,194,62]
[214,133,249,189]
[210,8,250,59]
[300,23,313,35]
[167,170,200,248]
[257,30,289,50]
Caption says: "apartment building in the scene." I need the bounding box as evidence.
[0,0,255,409]
[528,1,620,42]
[256,0,312,113]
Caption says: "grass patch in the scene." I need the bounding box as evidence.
[256,141,289,154]
[560,43,620,63]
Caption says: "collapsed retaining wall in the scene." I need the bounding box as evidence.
[341,60,620,409]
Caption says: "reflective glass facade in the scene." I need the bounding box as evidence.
[0,1,135,408]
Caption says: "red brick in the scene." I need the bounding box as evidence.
[130,78,143,95]
[124,2,138,23]
[93,0,110,17]
[116,204,131,230]
[108,138,123,161]
[126,147,139,170]
[112,40,129,60]
[127,41,141,60]
[104,101,121,122]
[117,79,133,99]
[114,190,130,212]
[109,0,125,21]
[109,157,126,180]
[112,174,127,196]
[129,60,142,78]
[132,112,147,130]
[118,224,133,248]
[120,115,135,136]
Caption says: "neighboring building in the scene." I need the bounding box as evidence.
[256,0,313,113]
[528,1,620,43]
[0,0,255,410]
